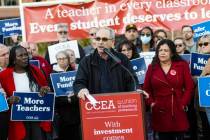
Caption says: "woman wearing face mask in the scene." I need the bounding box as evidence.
[117,40,140,60]
[139,26,155,52]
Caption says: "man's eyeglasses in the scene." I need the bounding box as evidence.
[140,33,151,37]
[198,42,210,47]
[57,57,68,61]
[175,44,183,47]
[95,37,112,42]
[58,31,68,35]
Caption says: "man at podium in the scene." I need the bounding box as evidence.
[73,27,138,99]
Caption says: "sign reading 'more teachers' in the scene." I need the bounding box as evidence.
[80,92,146,140]
[11,92,54,121]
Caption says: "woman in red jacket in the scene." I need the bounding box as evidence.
[143,39,194,140]
[0,45,51,140]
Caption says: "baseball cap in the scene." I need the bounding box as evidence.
[126,24,137,31]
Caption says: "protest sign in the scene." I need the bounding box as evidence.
[130,57,146,84]
[11,92,54,121]
[198,76,210,107]
[191,53,210,76]
[0,34,3,44]
[80,92,146,140]
[20,0,210,42]
[140,52,155,67]
[29,60,40,68]
[192,20,210,42]
[48,40,79,64]
[180,54,191,64]
[0,93,9,112]
[0,18,22,38]
[50,71,76,97]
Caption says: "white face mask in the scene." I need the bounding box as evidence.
[140,36,151,44]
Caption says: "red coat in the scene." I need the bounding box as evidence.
[33,56,52,79]
[143,61,194,132]
[0,66,51,140]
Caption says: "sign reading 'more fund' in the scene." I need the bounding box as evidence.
[80,92,146,140]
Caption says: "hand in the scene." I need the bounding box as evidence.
[0,88,6,98]
[77,88,89,100]
[136,89,149,99]
[39,86,50,97]
[8,96,20,104]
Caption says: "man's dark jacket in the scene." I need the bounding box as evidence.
[73,49,137,94]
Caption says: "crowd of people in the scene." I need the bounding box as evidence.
[0,23,210,140]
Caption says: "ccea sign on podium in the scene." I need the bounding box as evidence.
[80,92,146,140]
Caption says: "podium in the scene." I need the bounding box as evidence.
[80,92,146,140]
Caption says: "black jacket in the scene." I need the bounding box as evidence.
[52,66,80,125]
[73,49,137,94]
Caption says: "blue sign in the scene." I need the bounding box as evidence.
[50,71,76,97]
[0,18,22,38]
[29,60,40,68]
[192,20,210,42]
[191,53,210,76]
[11,92,54,121]
[130,58,147,84]
[0,34,3,44]
[180,54,191,65]
[198,76,210,107]
[0,93,9,112]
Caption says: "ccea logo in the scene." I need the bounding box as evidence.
[85,100,116,111]
[206,90,210,96]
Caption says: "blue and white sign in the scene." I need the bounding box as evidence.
[29,60,40,68]
[50,71,76,97]
[130,58,147,84]
[198,76,210,107]
[0,18,22,38]
[11,92,54,121]
[0,34,3,44]
[192,20,210,42]
[180,54,191,65]
[140,52,155,67]
[0,93,9,112]
[191,53,210,76]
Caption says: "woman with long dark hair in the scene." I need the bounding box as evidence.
[0,45,51,140]
[143,39,194,140]
[117,40,140,60]
[139,26,155,52]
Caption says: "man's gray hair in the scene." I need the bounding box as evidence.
[56,23,68,32]
[97,27,115,40]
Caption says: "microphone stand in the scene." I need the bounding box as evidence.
[103,48,137,91]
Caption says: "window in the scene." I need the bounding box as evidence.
[4,0,18,6]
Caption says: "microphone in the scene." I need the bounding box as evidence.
[103,48,137,91]
[103,48,121,64]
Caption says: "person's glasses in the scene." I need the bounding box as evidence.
[58,31,68,35]
[198,42,210,47]
[95,37,112,42]
[141,33,151,37]
[89,33,96,37]
[175,44,183,47]
[57,57,68,61]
